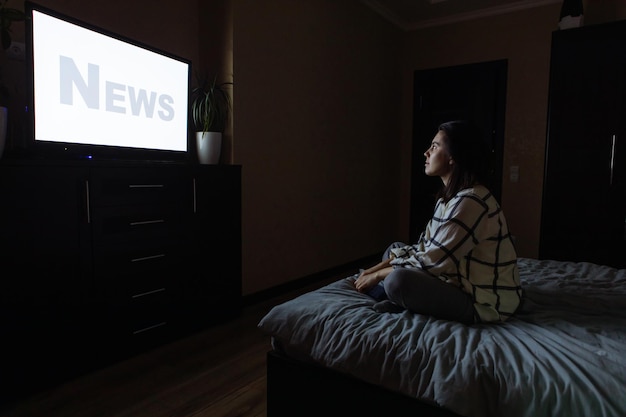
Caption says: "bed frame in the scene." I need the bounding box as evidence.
[266,350,462,417]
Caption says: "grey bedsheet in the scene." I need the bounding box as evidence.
[257,258,626,417]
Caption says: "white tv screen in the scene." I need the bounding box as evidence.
[30,6,190,155]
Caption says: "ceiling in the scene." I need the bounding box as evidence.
[362,0,562,30]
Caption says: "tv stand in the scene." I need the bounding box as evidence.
[0,159,241,401]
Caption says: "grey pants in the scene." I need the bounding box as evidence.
[381,242,476,324]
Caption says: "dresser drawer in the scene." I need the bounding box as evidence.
[91,204,191,243]
[103,285,173,339]
[89,166,192,207]
[96,257,176,336]
[128,288,172,334]
[96,266,171,299]
[94,239,190,280]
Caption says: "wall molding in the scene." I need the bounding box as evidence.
[363,0,562,31]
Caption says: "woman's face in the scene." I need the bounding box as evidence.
[424,130,453,184]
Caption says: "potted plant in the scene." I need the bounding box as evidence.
[190,74,233,164]
[0,0,26,158]
[0,0,25,50]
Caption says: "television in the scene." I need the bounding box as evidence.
[24,2,191,161]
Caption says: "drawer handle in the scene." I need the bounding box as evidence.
[193,177,197,213]
[610,134,617,186]
[132,287,166,298]
[85,180,91,224]
[133,321,167,335]
[130,219,165,226]
[131,253,166,262]
[128,184,164,189]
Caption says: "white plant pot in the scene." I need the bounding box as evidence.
[196,131,222,164]
[0,106,7,159]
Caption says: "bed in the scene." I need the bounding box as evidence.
[257,257,626,417]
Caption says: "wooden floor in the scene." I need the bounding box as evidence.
[0,274,345,417]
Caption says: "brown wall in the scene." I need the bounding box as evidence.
[233,0,403,295]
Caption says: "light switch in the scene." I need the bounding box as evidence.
[510,165,519,183]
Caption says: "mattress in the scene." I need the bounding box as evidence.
[257,258,626,417]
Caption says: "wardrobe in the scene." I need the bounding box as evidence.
[539,20,626,268]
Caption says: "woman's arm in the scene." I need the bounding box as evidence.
[354,258,394,293]
[391,193,488,277]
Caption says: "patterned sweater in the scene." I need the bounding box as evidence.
[390,185,522,322]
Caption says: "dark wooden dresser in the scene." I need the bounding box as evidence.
[0,159,242,401]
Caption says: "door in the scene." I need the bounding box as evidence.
[410,60,508,242]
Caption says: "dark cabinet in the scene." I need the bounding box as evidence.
[0,163,92,398]
[182,166,242,324]
[539,20,626,268]
[0,160,241,400]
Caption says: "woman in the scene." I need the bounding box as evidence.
[354,120,522,324]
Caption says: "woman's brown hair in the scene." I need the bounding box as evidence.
[436,120,490,202]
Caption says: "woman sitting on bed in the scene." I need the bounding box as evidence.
[355,120,522,324]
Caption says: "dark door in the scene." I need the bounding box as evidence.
[410,60,508,242]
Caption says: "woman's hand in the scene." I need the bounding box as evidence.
[354,259,393,293]
[354,270,381,293]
